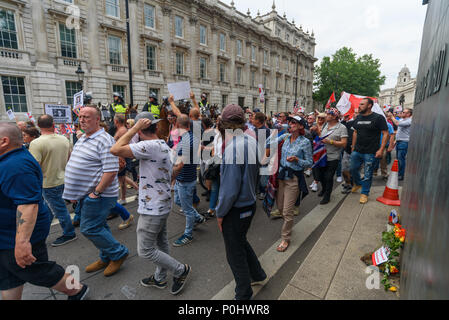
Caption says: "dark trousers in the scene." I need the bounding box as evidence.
[222,203,266,300]
[317,160,340,201]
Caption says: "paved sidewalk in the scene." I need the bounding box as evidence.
[279,186,400,300]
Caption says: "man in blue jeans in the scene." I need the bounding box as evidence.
[29,115,76,247]
[388,108,413,180]
[172,115,206,247]
[350,98,389,204]
[63,105,129,277]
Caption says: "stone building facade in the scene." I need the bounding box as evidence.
[379,65,416,110]
[0,0,317,121]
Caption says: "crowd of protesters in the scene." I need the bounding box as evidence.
[0,90,412,300]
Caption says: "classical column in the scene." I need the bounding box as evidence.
[128,0,141,76]
[161,6,172,81]
[86,0,101,71]
[30,0,48,63]
[189,16,198,85]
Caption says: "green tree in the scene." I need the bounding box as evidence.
[313,47,386,107]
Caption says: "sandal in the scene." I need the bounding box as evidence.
[276,241,290,253]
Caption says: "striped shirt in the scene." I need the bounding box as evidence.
[176,130,200,183]
[63,129,119,200]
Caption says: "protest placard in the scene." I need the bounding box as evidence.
[167,82,191,101]
[45,104,73,124]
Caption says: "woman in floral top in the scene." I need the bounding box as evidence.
[267,116,313,252]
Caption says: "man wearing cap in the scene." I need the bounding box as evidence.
[143,92,161,119]
[216,104,267,301]
[111,113,191,295]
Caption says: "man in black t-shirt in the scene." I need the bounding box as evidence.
[350,98,388,204]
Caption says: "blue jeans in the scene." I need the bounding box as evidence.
[43,185,75,237]
[396,141,409,178]
[74,202,130,222]
[209,180,220,211]
[174,180,203,238]
[79,196,129,263]
[350,152,376,196]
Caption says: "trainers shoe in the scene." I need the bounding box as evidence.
[51,235,77,247]
[258,193,266,200]
[85,260,109,273]
[118,214,134,230]
[351,185,362,193]
[360,194,369,204]
[342,185,352,194]
[311,182,318,192]
[118,199,127,205]
[336,176,343,183]
[293,207,300,216]
[173,235,193,247]
[171,264,191,295]
[305,169,312,177]
[68,284,89,300]
[140,275,167,289]
[195,215,206,225]
[251,276,268,286]
[104,253,128,277]
[270,209,282,219]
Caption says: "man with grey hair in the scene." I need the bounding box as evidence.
[215,104,267,300]
[0,123,89,300]
[63,105,129,277]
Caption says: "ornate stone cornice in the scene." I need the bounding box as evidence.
[189,16,198,26]
[161,6,172,17]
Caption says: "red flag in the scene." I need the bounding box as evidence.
[325,92,336,109]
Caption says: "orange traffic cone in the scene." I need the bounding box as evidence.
[377,160,401,206]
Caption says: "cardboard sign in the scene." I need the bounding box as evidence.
[7,109,15,120]
[73,90,84,109]
[167,82,191,101]
[45,104,73,124]
[372,246,390,266]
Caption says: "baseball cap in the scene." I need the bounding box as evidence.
[287,115,307,127]
[222,104,245,122]
[135,112,162,124]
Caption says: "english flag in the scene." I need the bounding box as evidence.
[336,91,386,120]
[325,92,336,109]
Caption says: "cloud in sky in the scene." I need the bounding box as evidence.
[226,0,427,90]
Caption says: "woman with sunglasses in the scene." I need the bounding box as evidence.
[267,116,313,252]
[316,108,348,205]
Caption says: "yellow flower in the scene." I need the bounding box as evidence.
[390,266,399,274]
[389,286,397,292]
[400,236,405,243]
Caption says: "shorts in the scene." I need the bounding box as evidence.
[342,151,351,172]
[0,240,65,291]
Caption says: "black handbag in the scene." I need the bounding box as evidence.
[204,163,221,180]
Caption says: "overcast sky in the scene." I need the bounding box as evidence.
[226,0,427,90]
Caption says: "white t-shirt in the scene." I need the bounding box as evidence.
[130,139,173,216]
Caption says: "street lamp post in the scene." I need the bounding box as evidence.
[125,0,134,106]
[76,63,85,91]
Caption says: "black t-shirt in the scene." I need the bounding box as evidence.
[352,113,388,154]
[342,120,355,154]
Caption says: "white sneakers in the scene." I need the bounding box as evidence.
[305,168,312,177]
[310,181,318,192]
[336,176,343,183]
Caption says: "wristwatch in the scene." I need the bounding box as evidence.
[93,190,102,197]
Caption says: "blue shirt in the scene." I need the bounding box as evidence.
[176,130,200,183]
[267,134,313,175]
[0,147,51,250]
[380,122,395,147]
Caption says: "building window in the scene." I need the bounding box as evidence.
[199,57,207,79]
[221,94,228,107]
[285,79,288,92]
[59,23,77,58]
[251,46,256,62]
[146,45,156,70]
[276,56,280,70]
[200,25,207,45]
[62,0,73,3]
[65,81,82,105]
[175,52,184,75]
[2,76,27,113]
[106,0,120,18]
[238,97,245,108]
[236,39,242,57]
[286,33,290,42]
[263,74,267,89]
[219,33,226,51]
[251,71,255,87]
[219,63,225,82]
[275,26,281,37]
[236,67,242,85]
[175,16,183,38]
[263,50,268,65]
[0,9,18,49]
[276,77,279,91]
[144,4,155,29]
[113,84,126,102]
[108,35,121,65]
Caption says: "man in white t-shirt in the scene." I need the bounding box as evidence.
[110,112,191,296]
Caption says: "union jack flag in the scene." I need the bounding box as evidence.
[65,124,74,134]
[312,134,331,169]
